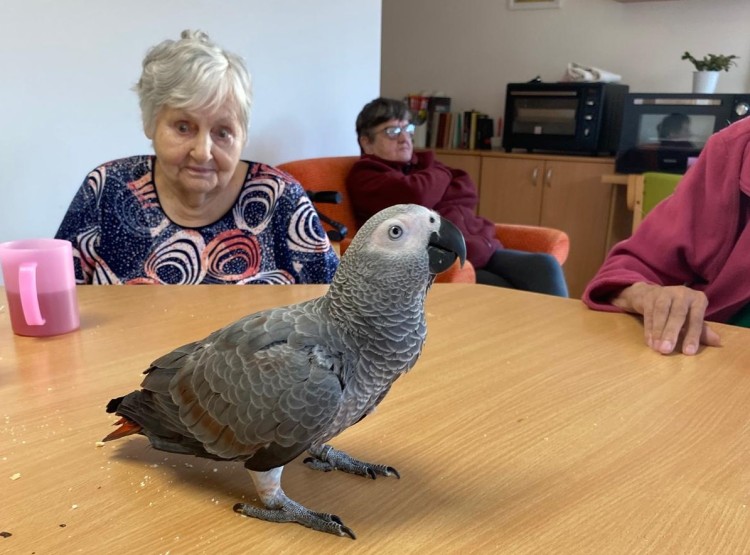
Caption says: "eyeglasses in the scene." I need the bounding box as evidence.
[377,123,416,139]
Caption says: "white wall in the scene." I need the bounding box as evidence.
[0,0,381,243]
[382,0,750,119]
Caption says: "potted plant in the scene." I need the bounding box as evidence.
[682,51,739,93]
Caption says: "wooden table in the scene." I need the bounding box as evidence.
[2,285,750,554]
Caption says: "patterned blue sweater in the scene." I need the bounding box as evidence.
[55,156,339,285]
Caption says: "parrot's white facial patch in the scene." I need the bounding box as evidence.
[367,212,439,253]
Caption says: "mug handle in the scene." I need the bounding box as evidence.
[18,262,46,326]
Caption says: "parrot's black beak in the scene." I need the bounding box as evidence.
[427,217,467,274]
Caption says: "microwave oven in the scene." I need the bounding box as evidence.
[615,93,750,174]
[502,82,629,155]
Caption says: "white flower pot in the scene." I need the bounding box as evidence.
[692,71,719,94]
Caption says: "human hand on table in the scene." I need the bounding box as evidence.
[612,282,721,355]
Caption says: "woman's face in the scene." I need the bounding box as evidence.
[360,118,414,163]
[150,104,245,196]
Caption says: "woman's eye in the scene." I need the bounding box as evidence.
[213,128,234,142]
[388,225,403,240]
[176,122,191,134]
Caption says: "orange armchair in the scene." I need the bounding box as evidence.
[276,156,359,242]
[495,223,569,266]
[277,156,569,283]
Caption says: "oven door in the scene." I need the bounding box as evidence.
[615,94,733,174]
[511,91,579,137]
[503,87,601,153]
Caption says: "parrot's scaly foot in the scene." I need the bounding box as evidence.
[304,444,400,479]
[233,500,356,539]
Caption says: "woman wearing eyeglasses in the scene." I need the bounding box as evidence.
[346,97,568,296]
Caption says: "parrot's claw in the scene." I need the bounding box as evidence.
[304,444,400,479]
[302,456,336,473]
[233,501,356,539]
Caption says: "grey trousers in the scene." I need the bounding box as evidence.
[474,249,569,297]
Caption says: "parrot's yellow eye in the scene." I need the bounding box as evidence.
[388,225,404,240]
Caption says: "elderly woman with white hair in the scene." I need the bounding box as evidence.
[56,30,338,285]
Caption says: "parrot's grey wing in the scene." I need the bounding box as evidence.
[143,308,286,378]
[165,306,345,467]
[139,308,295,397]
[100,341,208,454]
[147,341,202,373]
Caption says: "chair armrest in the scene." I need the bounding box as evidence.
[495,223,569,265]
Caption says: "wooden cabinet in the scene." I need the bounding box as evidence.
[433,150,624,298]
[432,152,482,187]
[476,157,544,224]
[479,155,615,298]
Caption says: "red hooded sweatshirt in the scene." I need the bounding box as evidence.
[583,117,750,322]
[346,150,501,269]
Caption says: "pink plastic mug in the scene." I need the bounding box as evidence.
[0,239,80,337]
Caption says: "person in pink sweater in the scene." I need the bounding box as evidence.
[583,117,750,356]
[346,97,568,297]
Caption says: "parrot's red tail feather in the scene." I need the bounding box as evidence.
[102,417,142,442]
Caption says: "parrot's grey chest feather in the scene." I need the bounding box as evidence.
[319,283,428,439]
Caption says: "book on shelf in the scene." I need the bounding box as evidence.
[469,111,479,150]
[428,111,439,148]
[475,115,494,150]
[435,112,447,149]
[424,96,451,147]
[427,96,451,113]
[454,110,493,150]
[453,112,463,149]
[408,97,495,151]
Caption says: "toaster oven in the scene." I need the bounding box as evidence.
[502,82,629,155]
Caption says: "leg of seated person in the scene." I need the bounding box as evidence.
[481,249,569,297]
[475,269,514,288]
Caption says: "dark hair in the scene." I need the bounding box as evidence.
[355,97,411,140]
[657,113,691,140]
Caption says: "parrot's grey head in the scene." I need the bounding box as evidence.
[335,204,466,285]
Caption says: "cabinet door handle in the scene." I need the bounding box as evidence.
[531,167,539,185]
[545,168,553,187]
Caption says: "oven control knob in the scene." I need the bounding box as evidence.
[736,102,750,117]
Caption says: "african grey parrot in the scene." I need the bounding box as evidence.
[102,204,466,539]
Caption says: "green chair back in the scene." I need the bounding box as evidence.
[728,303,750,328]
[642,172,683,217]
